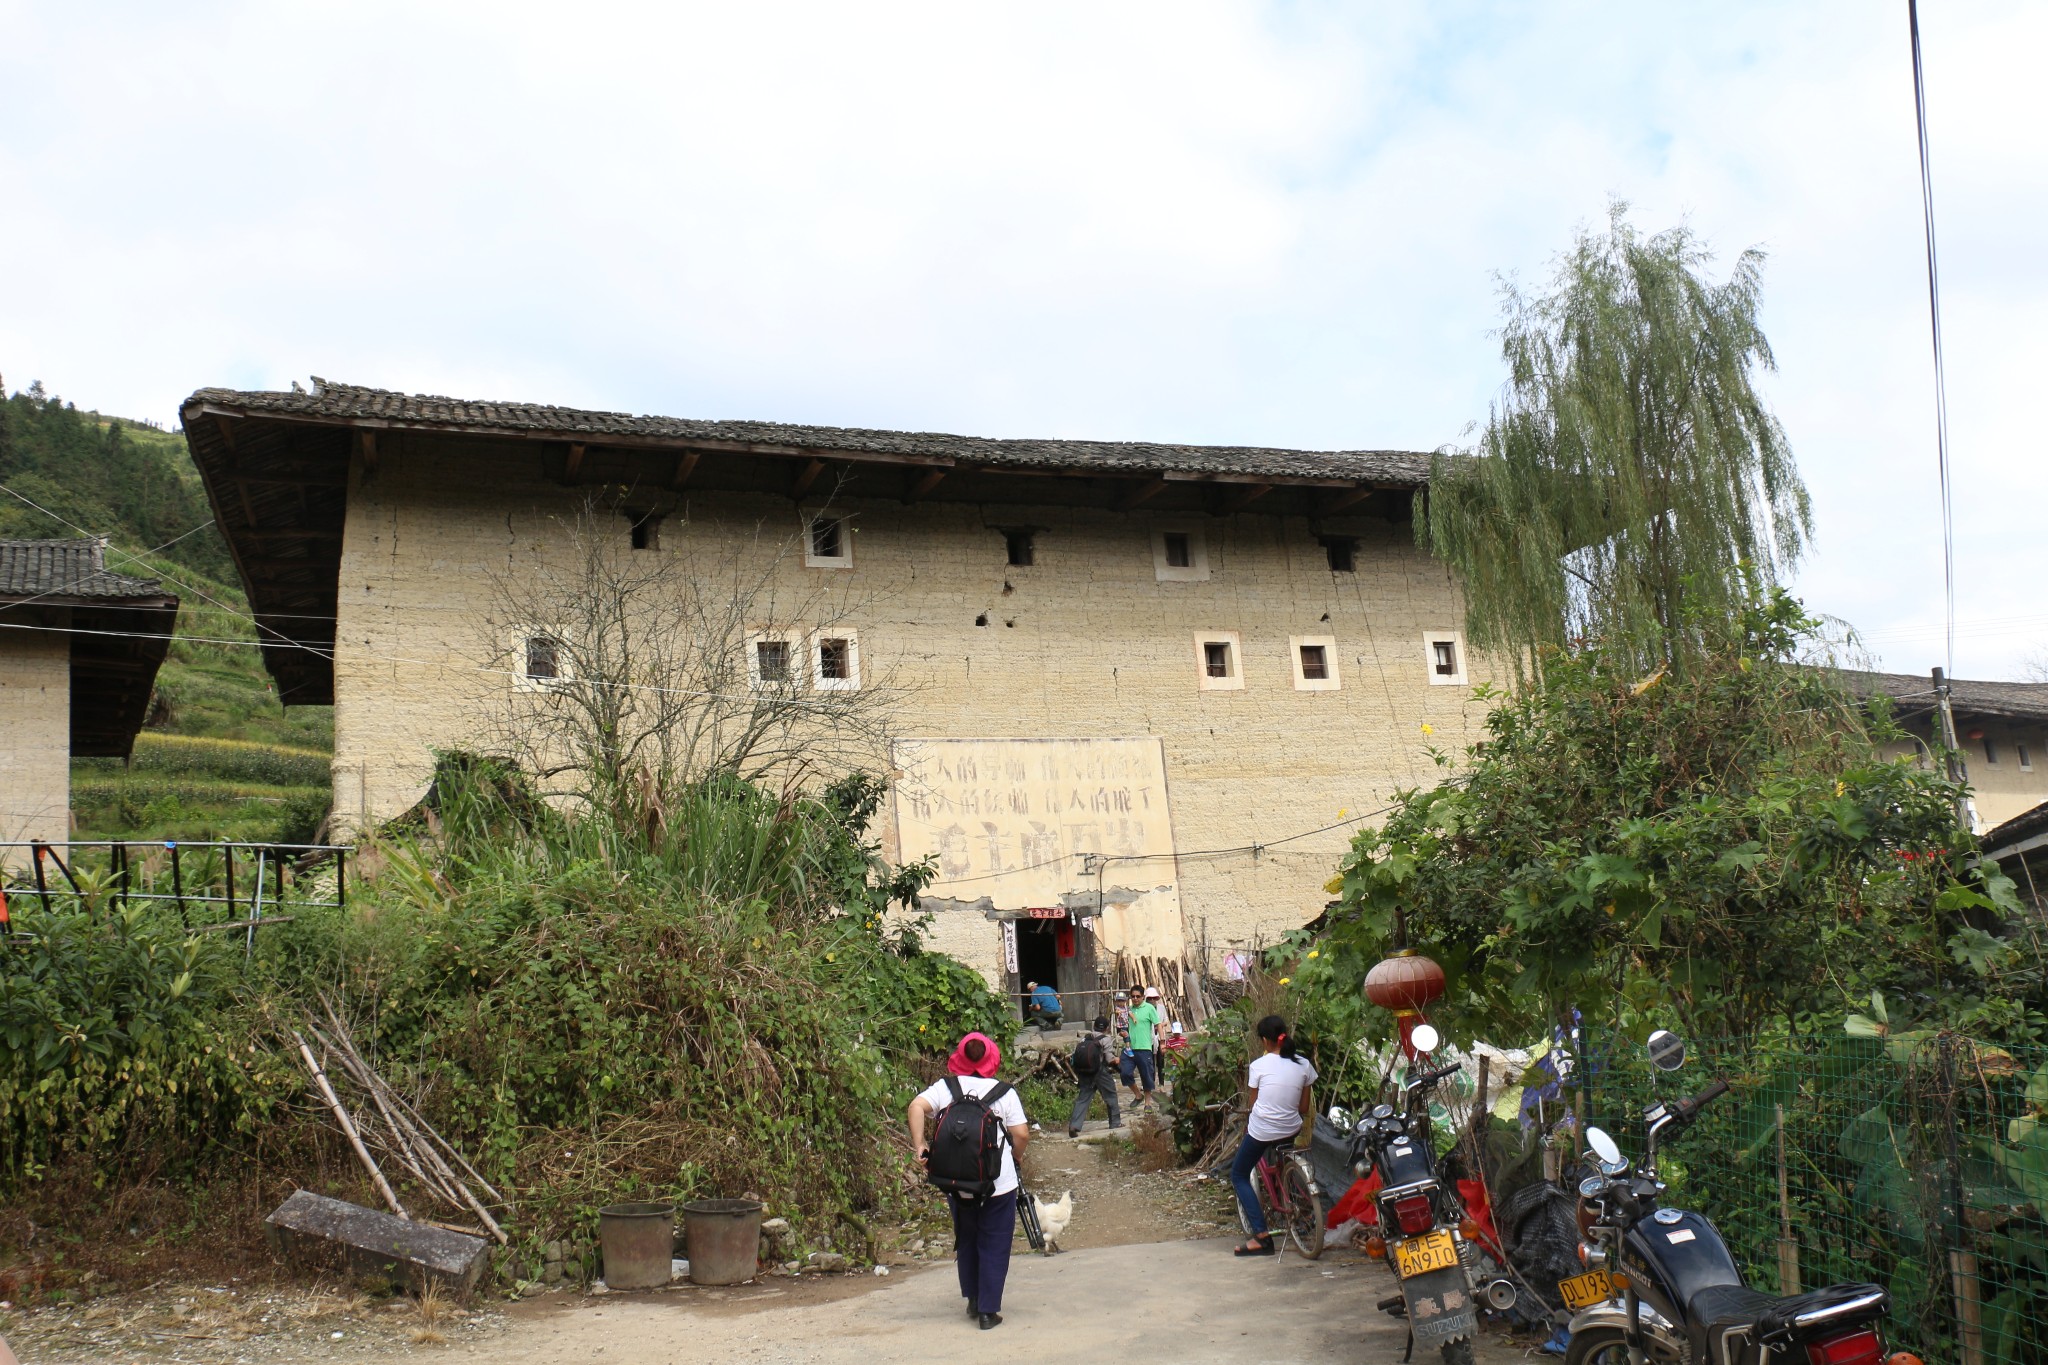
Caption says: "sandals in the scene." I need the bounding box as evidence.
[1234,1235,1276,1257]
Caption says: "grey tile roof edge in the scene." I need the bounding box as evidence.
[1835,668,2048,721]
[183,381,1439,485]
[1984,798,2048,858]
[0,538,171,600]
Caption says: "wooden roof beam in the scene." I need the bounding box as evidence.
[1118,477,1169,511]
[564,443,586,481]
[903,468,947,503]
[358,430,378,473]
[791,458,827,498]
[1316,485,1377,517]
[671,451,700,489]
[1215,483,1274,516]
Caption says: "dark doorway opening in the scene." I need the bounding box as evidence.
[1016,920,1060,1020]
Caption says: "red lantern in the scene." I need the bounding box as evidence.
[1366,951,1445,1059]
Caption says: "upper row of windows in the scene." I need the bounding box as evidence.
[625,512,1361,578]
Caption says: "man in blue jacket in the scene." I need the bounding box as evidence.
[1025,980,1062,1029]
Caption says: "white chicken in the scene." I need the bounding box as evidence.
[1029,1190,1073,1254]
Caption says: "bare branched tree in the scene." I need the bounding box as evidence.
[478,496,905,827]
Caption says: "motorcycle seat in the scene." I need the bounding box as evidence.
[1686,1282,1889,1363]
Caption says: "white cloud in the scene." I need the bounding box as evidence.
[1,0,2041,675]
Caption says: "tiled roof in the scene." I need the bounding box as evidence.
[1838,669,2048,725]
[0,538,171,601]
[185,379,1436,486]
[1984,798,2048,861]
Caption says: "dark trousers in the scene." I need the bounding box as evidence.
[1230,1132,1285,1236]
[1131,1048,1157,1093]
[949,1190,1017,1314]
[1069,1067,1121,1133]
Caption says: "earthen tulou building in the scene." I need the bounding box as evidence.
[181,379,1495,1010]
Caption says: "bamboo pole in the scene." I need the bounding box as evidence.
[294,1030,407,1220]
[1776,1102,1800,1294]
[1952,1249,1985,1365]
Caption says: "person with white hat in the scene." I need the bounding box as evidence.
[1127,986,1165,1107]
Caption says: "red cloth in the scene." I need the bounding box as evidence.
[1321,1169,1503,1260]
[1326,1170,1383,1228]
[946,1032,1002,1078]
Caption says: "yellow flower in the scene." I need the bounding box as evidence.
[919,1023,927,1032]
[1279,977,1291,985]
[1307,950,1319,959]
[1834,780,1846,797]
[1420,722,1435,736]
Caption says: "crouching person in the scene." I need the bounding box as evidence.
[909,1032,1030,1330]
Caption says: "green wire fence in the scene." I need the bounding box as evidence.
[1581,1029,2047,1364]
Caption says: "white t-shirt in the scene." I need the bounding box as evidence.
[1246,1053,1319,1142]
[919,1075,1029,1196]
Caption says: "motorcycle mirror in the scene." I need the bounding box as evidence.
[1647,1029,1687,1072]
[1410,1023,1442,1054]
[1586,1126,1623,1168]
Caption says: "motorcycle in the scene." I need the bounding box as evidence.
[1353,1022,1518,1365]
[1565,1030,1920,1365]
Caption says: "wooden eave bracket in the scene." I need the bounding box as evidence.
[903,467,948,503]
[1118,477,1170,511]
[791,458,827,499]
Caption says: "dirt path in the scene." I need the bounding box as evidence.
[1,1124,1541,1364]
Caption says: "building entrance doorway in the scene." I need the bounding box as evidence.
[1015,919,1061,1021]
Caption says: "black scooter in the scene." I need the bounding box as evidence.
[1353,1023,1517,1365]
[1566,1030,1908,1365]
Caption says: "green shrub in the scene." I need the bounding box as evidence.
[0,886,296,1184]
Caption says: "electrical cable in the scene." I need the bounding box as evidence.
[1908,0,1957,679]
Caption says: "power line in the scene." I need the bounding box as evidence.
[1907,0,1956,679]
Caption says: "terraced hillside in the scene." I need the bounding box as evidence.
[2,383,334,842]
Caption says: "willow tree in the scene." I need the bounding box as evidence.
[1424,205,1812,680]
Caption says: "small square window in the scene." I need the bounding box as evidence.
[812,630,861,690]
[1422,631,1467,686]
[2020,743,2034,772]
[628,512,661,550]
[1005,530,1035,567]
[1193,632,1244,691]
[1153,528,1210,582]
[756,639,790,683]
[1984,738,1999,766]
[525,636,560,681]
[514,630,572,690]
[812,517,843,559]
[1290,634,1341,691]
[1320,536,1355,573]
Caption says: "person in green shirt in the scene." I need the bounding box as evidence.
[1127,987,1164,1106]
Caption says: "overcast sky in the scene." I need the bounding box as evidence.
[2,1,2041,678]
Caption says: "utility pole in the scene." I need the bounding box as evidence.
[1931,667,1980,834]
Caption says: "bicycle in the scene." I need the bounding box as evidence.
[1236,1140,1328,1259]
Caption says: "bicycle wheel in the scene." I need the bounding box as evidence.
[1279,1154,1326,1259]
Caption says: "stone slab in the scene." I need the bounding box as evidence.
[266,1189,491,1299]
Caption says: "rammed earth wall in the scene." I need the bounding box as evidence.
[328,431,1494,982]
[0,622,72,864]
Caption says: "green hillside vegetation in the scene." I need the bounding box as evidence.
[1,381,333,843]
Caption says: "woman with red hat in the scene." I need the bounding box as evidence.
[906,1032,1030,1330]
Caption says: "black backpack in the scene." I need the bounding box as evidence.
[1073,1034,1105,1076]
[926,1077,1014,1200]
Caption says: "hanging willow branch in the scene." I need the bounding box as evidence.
[1423,203,1812,682]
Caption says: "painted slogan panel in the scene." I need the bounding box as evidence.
[890,736,1184,958]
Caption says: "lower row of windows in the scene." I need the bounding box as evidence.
[517,627,1466,694]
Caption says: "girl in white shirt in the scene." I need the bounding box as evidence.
[1230,1014,1318,1256]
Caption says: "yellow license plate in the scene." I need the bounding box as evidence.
[1392,1228,1459,1278]
[1559,1270,1615,1309]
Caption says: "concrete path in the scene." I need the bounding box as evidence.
[358,1238,1528,1365]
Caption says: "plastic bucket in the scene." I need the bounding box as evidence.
[597,1202,675,1290]
[683,1198,764,1286]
